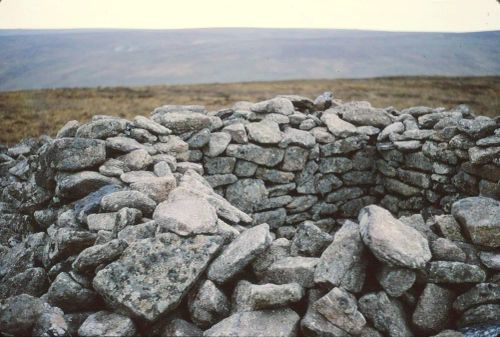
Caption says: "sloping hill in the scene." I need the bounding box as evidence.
[0,28,499,90]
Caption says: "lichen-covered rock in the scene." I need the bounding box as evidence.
[56,171,121,200]
[376,265,415,297]
[203,308,300,337]
[188,279,230,328]
[453,283,500,313]
[161,318,204,337]
[427,261,486,283]
[47,138,107,171]
[451,197,500,248]
[412,283,455,334]
[225,178,267,213]
[226,143,284,167]
[359,291,413,337]
[72,239,128,274]
[233,280,304,312]
[262,256,319,288]
[314,287,366,335]
[246,120,283,144]
[0,294,46,336]
[78,311,136,337]
[290,221,332,257]
[47,272,100,312]
[100,190,156,215]
[152,111,211,134]
[314,220,367,293]
[359,205,431,269]
[93,233,222,321]
[207,223,272,284]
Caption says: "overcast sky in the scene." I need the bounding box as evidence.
[0,0,499,32]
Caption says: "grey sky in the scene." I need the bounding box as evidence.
[0,0,499,32]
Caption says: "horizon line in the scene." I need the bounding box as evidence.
[1,26,499,34]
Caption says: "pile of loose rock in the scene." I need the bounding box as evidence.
[0,93,499,337]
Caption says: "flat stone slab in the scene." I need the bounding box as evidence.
[93,233,222,322]
[207,223,272,284]
[358,205,431,269]
[203,308,300,337]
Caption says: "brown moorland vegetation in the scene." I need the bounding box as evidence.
[0,76,498,145]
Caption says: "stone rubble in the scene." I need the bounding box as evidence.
[0,94,499,336]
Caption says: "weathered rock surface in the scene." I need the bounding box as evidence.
[93,234,222,321]
[359,205,431,269]
[203,308,300,337]
[207,223,272,284]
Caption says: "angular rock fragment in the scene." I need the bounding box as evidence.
[207,224,272,284]
[262,256,319,288]
[72,239,128,274]
[161,318,203,337]
[203,308,300,337]
[314,287,366,335]
[47,272,100,312]
[290,221,332,257]
[78,311,136,337]
[100,190,156,215]
[233,280,304,312]
[314,220,367,293]
[246,120,283,144]
[188,280,230,328]
[152,111,211,134]
[358,291,413,337]
[376,265,416,297]
[427,261,486,283]
[154,191,218,236]
[47,138,107,171]
[226,143,284,167]
[453,283,500,312]
[451,196,500,248]
[412,283,455,334]
[57,171,120,200]
[93,233,222,321]
[359,205,431,269]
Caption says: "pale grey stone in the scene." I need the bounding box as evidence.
[280,127,316,148]
[93,233,222,321]
[256,167,295,184]
[118,148,153,170]
[76,118,127,139]
[251,238,291,278]
[430,238,467,262]
[376,265,415,297]
[188,280,230,328]
[451,196,500,248]
[301,289,351,337]
[222,123,248,143]
[100,190,156,215]
[479,251,500,270]
[154,191,218,236]
[246,120,283,144]
[0,294,46,336]
[321,111,358,138]
[205,132,232,157]
[87,212,116,232]
[161,318,203,337]
[233,280,304,312]
[314,287,367,335]
[262,256,319,288]
[203,308,300,337]
[78,311,136,337]
[251,97,295,115]
[56,120,80,138]
[208,224,272,284]
[133,115,171,135]
[314,220,367,293]
[359,205,431,269]
[152,111,211,134]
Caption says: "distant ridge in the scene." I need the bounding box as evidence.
[0,28,499,91]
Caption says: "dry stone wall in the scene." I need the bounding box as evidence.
[0,93,499,337]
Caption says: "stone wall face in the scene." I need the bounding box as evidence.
[170,96,499,229]
[0,93,499,337]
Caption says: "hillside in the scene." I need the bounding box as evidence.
[0,28,499,91]
[0,76,499,145]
